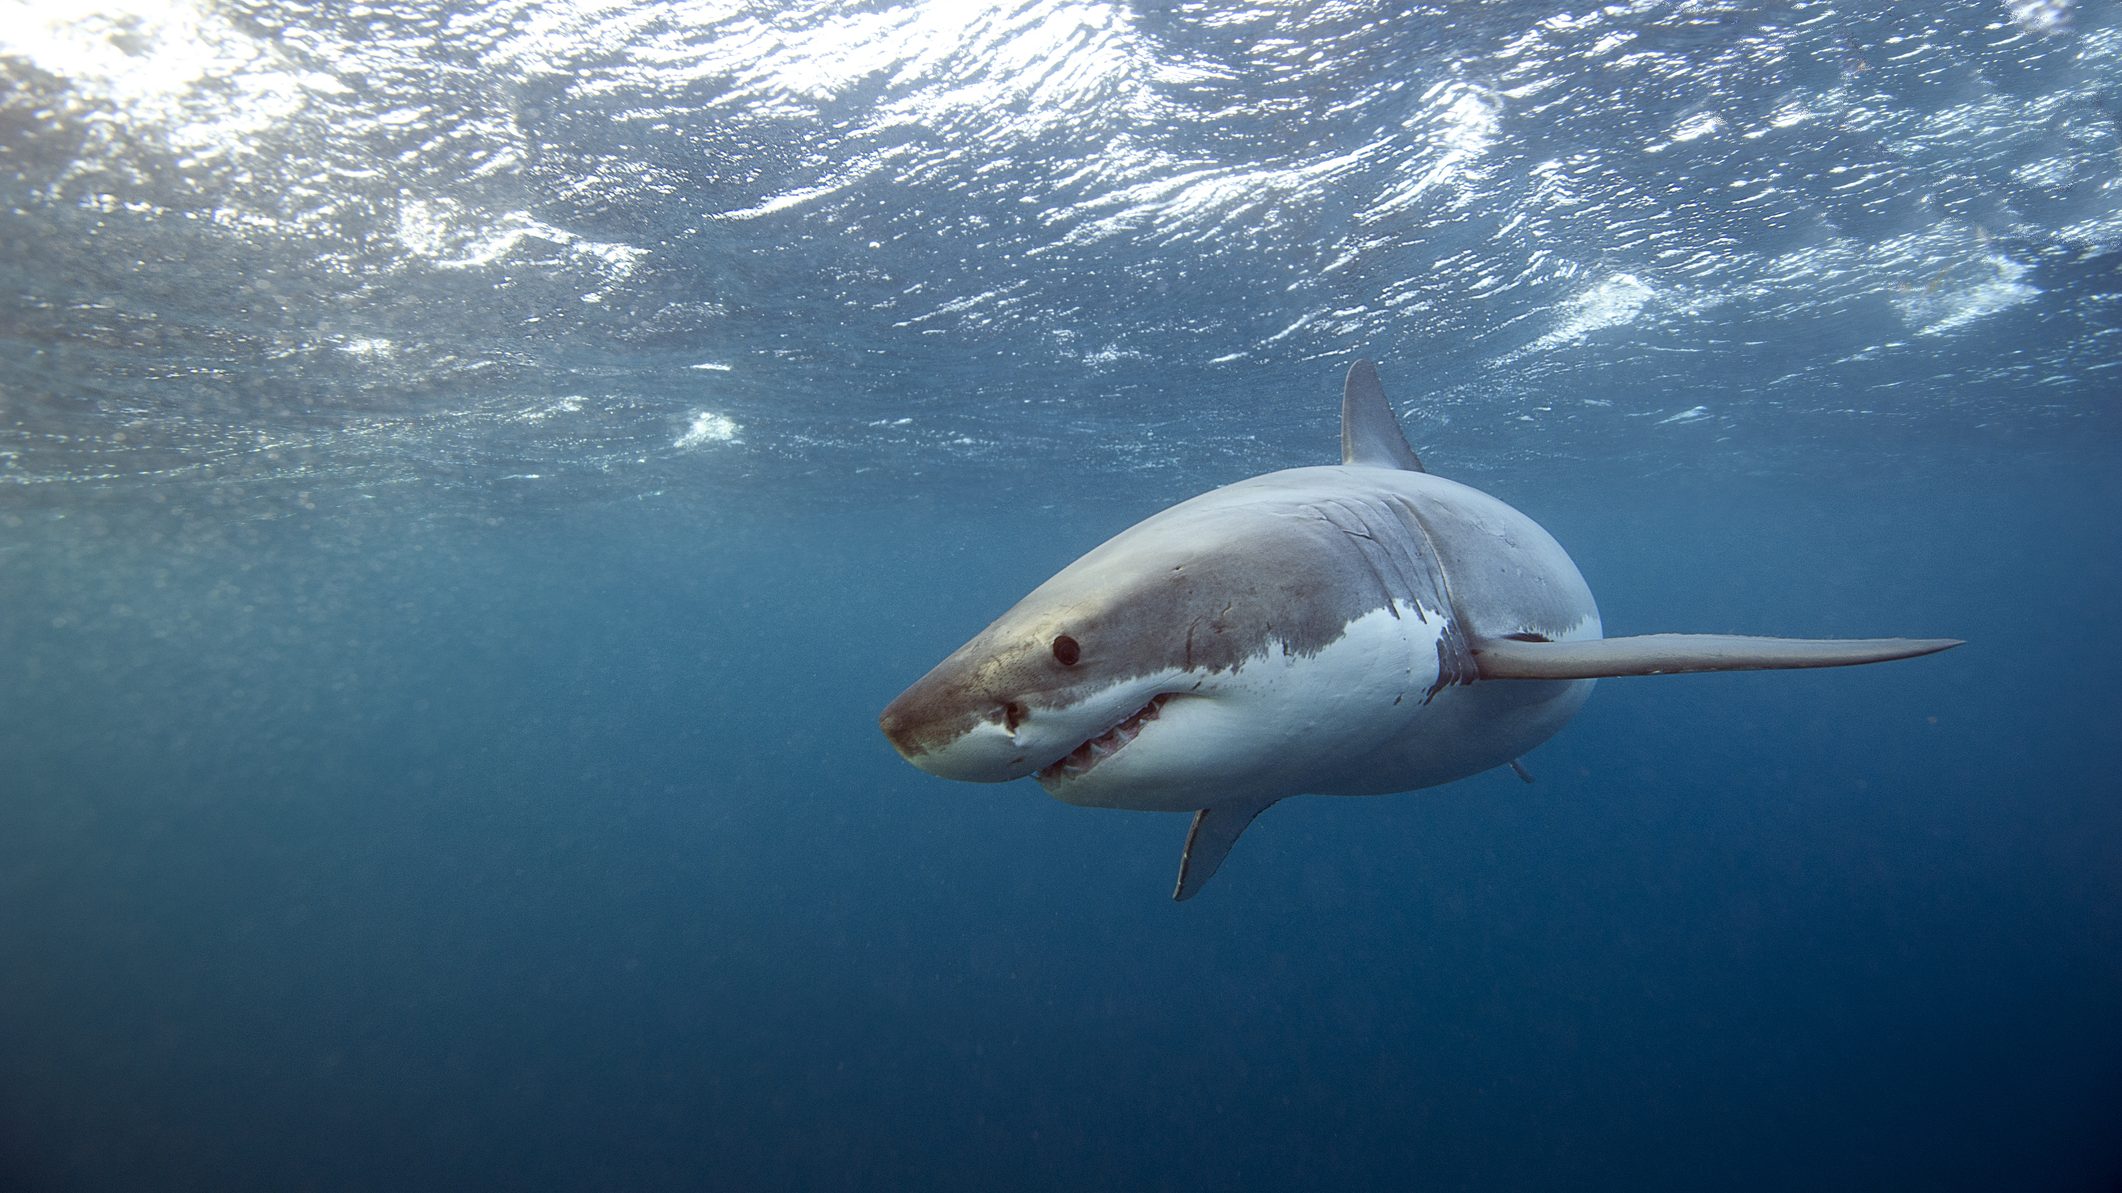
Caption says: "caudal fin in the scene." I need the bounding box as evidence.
[1472,633,1962,680]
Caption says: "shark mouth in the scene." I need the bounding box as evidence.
[1037,694,1171,783]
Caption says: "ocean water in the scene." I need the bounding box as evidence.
[3,2,2120,1190]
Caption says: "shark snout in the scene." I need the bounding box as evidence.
[879,686,1039,783]
[876,701,939,761]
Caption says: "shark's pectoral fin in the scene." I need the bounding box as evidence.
[1174,799,1279,902]
[1341,361,1426,472]
[1472,633,1963,680]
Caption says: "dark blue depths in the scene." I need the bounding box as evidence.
[2,458,2117,1193]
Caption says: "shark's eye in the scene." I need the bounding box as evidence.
[1051,635,1081,666]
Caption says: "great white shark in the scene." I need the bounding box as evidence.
[879,361,1960,900]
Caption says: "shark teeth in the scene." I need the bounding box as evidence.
[1039,694,1171,782]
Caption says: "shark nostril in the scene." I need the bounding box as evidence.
[1000,701,1028,733]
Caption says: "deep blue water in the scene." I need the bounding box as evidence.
[5,1,2122,1190]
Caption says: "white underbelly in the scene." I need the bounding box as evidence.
[1309,673,1595,796]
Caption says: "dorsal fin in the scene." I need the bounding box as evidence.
[1173,798,1278,901]
[1340,359,1425,472]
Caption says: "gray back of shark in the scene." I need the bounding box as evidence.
[880,361,1960,901]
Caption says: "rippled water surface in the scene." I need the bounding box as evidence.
[3,2,2119,1190]
[5,0,2118,498]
